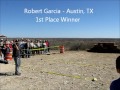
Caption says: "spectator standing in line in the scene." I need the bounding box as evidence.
[45,40,50,53]
[110,56,120,90]
[0,39,4,54]
[25,39,30,58]
[43,40,47,54]
[39,40,42,54]
[0,39,4,48]
[29,40,34,56]
[4,44,10,64]
[0,49,8,64]
[0,49,4,60]
[35,40,40,54]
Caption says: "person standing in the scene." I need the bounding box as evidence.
[42,40,47,54]
[45,40,50,53]
[29,40,34,56]
[0,39,4,49]
[25,39,30,58]
[0,49,4,60]
[0,49,8,64]
[110,56,120,90]
[4,44,10,64]
[13,42,21,75]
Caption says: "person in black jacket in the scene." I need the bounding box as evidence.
[110,56,120,90]
[0,49,8,64]
[13,42,21,75]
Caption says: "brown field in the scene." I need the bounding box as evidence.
[0,50,120,90]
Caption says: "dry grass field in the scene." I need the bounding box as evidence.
[0,50,120,90]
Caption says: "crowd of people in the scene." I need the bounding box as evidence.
[0,38,50,58]
[0,38,50,75]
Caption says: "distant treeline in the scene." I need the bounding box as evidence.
[6,38,120,50]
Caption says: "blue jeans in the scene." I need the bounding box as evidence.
[14,57,21,74]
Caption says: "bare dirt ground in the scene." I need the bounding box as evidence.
[0,51,120,90]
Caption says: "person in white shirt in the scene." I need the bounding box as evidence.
[29,40,34,55]
[35,40,40,54]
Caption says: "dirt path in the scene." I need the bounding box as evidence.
[0,51,119,90]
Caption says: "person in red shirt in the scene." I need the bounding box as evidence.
[45,40,50,53]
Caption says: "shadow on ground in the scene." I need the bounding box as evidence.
[0,72,15,76]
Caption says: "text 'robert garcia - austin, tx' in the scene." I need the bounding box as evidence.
[24,8,94,23]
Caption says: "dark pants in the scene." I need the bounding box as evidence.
[25,49,31,58]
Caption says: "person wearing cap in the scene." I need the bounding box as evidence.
[13,42,21,75]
